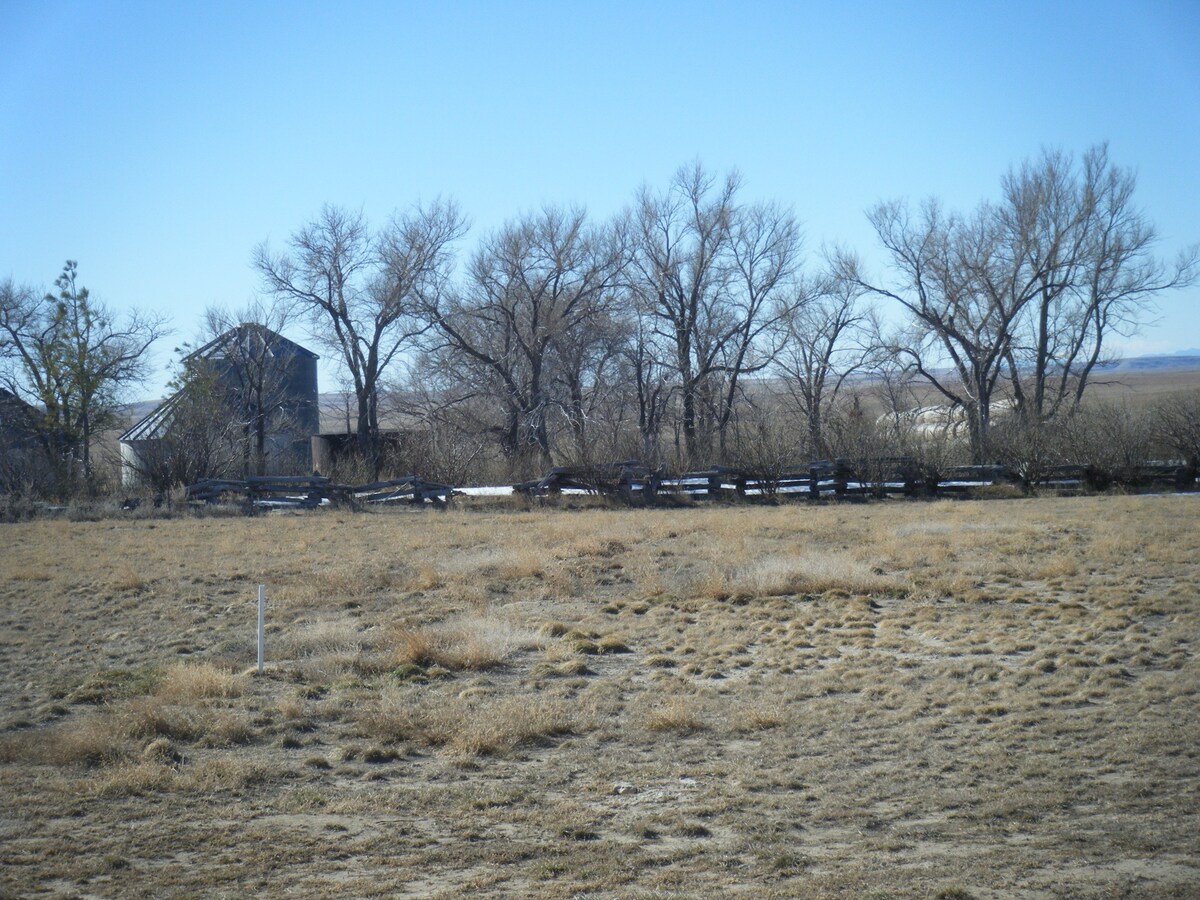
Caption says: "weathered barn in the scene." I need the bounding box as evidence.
[120,324,320,486]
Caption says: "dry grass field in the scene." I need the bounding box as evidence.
[1,494,1198,898]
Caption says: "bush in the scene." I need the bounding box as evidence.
[1154,389,1200,473]
[1061,401,1155,488]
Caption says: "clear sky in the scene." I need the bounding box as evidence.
[3,0,1198,399]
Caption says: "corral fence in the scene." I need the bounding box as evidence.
[186,474,456,508]
[513,459,1198,502]
[183,459,1197,510]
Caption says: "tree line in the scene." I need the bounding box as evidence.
[2,145,1197,496]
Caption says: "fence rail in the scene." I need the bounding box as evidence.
[186,474,456,507]
[185,459,1197,510]
[512,459,1198,502]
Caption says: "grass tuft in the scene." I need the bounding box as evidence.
[391,613,541,671]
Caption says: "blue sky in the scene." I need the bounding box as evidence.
[2,0,1198,398]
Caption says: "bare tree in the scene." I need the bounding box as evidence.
[825,395,903,495]
[1155,390,1200,474]
[630,163,803,463]
[1061,399,1155,488]
[622,313,673,465]
[629,163,738,462]
[844,200,1029,462]
[712,200,804,456]
[850,147,1197,463]
[418,206,626,472]
[776,266,876,457]
[122,364,243,496]
[0,263,168,493]
[1001,144,1198,422]
[254,202,464,472]
[547,301,630,465]
[729,403,808,496]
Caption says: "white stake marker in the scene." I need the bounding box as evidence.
[257,584,266,674]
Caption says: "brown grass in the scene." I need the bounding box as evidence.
[641,692,707,734]
[365,689,579,757]
[390,612,541,671]
[110,563,149,592]
[0,496,1198,896]
[156,663,245,701]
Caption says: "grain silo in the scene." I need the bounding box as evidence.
[119,324,320,486]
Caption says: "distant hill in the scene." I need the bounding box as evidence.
[1098,353,1200,373]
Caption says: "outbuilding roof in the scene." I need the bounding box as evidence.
[183,323,318,364]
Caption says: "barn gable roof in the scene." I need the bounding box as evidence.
[184,323,318,364]
[121,325,318,445]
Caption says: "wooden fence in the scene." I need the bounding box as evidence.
[184,460,1196,510]
[186,474,456,507]
[513,459,1197,502]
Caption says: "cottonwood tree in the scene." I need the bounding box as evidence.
[629,163,803,463]
[845,199,1037,462]
[1001,144,1198,422]
[629,164,735,462]
[850,146,1197,463]
[622,314,673,464]
[548,303,630,464]
[1061,399,1155,488]
[0,263,168,492]
[711,200,804,455]
[418,206,627,472]
[389,364,492,484]
[254,202,464,473]
[776,267,876,457]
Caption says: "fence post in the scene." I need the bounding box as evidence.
[257,585,265,674]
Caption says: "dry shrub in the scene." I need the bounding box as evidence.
[540,621,571,638]
[559,537,629,560]
[450,696,576,757]
[183,757,272,792]
[409,563,443,591]
[277,620,388,680]
[68,667,160,704]
[491,548,547,580]
[1034,555,1080,579]
[365,689,577,757]
[1,677,241,768]
[202,711,256,746]
[7,567,53,582]
[597,635,631,653]
[442,547,546,581]
[390,613,541,671]
[156,663,245,701]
